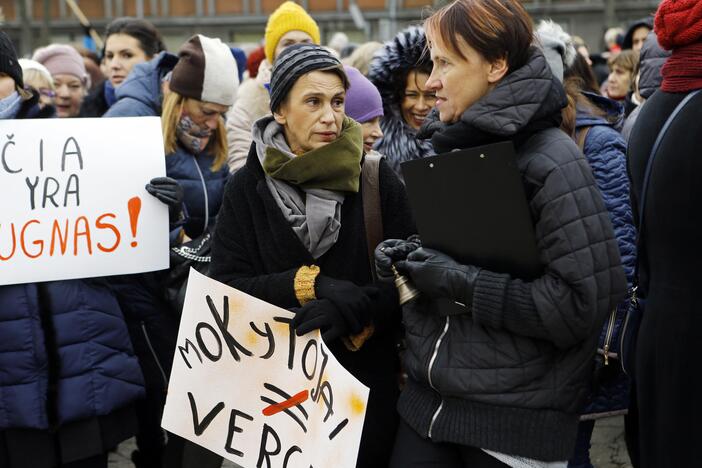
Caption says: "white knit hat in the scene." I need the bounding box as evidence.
[169,34,239,107]
[18,58,54,86]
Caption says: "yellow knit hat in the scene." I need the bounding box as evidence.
[264,1,321,63]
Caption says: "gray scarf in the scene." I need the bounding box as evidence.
[252,116,344,259]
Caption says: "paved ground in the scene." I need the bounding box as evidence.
[108,416,632,467]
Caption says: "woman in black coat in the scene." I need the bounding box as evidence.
[210,44,415,468]
[627,2,702,466]
[375,1,626,466]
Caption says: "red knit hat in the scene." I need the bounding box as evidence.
[246,46,265,79]
[655,0,702,50]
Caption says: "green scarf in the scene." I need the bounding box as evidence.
[262,117,363,192]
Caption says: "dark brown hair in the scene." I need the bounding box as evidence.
[565,53,600,95]
[104,17,165,58]
[424,0,534,73]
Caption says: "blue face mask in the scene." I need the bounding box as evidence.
[0,91,22,120]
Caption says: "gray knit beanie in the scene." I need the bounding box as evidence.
[269,43,347,113]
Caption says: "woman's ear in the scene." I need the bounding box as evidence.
[487,57,509,84]
[273,108,287,126]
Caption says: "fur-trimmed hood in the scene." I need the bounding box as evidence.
[368,26,434,179]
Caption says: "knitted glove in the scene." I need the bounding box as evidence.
[396,247,480,307]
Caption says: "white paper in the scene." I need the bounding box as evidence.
[162,269,369,468]
[0,117,169,285]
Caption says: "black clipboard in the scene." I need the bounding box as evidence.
[401,141,541,281]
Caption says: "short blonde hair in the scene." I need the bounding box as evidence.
[22,68,55,92]
[161,91,227,172]
[341,41,383,76]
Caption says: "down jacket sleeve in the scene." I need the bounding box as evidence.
[470,130,627,349]
[225,79,272,173]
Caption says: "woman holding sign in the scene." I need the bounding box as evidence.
[1,32,144,468]
[210,44,415,467]
[101,34,238,467]
[375,0,627,466]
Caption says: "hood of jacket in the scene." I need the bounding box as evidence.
[622,17,654,50]
[367,26,434,176]
[113,51,178,115]
[638,32,671,99]
[576,91,625,130]
[420,47,567,153]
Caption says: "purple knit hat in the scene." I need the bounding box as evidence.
[344,65,383,123]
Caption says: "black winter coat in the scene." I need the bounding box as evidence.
[210,146,415,468]
[79,81,109,118]
[627,88,702,468]
[399,48,627,462]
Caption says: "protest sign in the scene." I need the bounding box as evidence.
[162,269,370,468]
[0,117,169,285]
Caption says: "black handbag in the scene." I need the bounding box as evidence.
[165,228,212,314]
[618,88,701,379]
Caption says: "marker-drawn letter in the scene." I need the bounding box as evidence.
[224,408,254,457]
[187,392,224,436]
[61,137,83,171]
[256,424,281,468]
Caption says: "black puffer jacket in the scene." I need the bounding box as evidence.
[399,48,627,461]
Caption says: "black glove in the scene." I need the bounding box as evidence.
[396,247,481,307]
[314,275,371,331]
[292,299,357,342]
[145,177,184,216]
[374,235,422,282]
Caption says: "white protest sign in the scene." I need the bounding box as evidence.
[0,117,169,285]
[162,269,369,468]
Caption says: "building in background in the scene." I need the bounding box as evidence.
[1,0,660,57]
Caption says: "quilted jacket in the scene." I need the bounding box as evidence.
[576,92,636,418]
[399,48,627,461]
[104,51,178,119]
[368,26,435,179]
[0,281,144,430]
[166,144,229,240]
[225,60,272,173]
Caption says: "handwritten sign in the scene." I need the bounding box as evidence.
[162,269,369,468]
[0,117,169,285]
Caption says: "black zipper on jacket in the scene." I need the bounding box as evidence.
[140,321,168,390]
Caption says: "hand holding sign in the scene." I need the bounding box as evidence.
[162,269,369,468]
[145,176,184,216]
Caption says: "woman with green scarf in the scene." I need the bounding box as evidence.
[210,44,415,467]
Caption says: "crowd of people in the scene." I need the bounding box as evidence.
[1,0,700,467]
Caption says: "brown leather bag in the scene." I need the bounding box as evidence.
[343,153,383,351]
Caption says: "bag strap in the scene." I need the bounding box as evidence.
[633,89,701,291]
[575,126,592,152]
[361,153,383,283]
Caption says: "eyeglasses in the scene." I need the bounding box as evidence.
[404,91,437,105]
[39,88,56,98]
